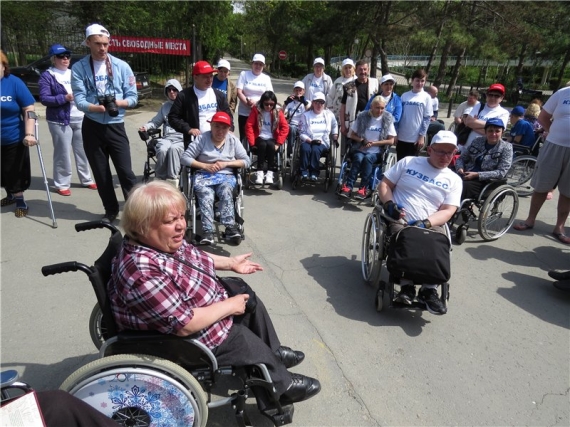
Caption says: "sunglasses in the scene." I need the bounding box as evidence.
[487,93,502,98]
[313,100,325,105]
[263,102,275,107]
[166,87,179,92]
[56,54,71,59]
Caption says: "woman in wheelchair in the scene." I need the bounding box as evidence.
[245,91,289,185]
[108,181,321,405]
[341,97,396,199]
[298,91,339,181]
[455,117,513,201]
[180,112,249,245]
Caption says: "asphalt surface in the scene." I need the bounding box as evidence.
[1,55,568,426]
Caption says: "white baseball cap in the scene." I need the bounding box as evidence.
[294,81,305,89]
[84,24,110,43]
[341,58,354,67]
[431,130,457,147]
[252,53,265,64]
[313,92,326,102]
[217,59,231,70]
[380,74,396,85]
[313,57,325,66]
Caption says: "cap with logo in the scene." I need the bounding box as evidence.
[193,61,214,75]
[313,57,325,66]
[431,130,457,147]
[341,58,354,67]
[217,59,231,71]
[252,54,265,64]
[484,117,506,129]
[48,44,71,57]
[208,111,232,126]
[488,83,505,95]
[294,81,305,89]
[380,74,396,85]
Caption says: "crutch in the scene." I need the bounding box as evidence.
[27,111,57,228]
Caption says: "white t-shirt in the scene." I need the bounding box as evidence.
[349,115,397,154]
[236,70,273,116]
[306,75,324,101]
[259,111,273,139]
[284,100,307,126]
[384,156,462,222]
[194,87,218,133]
[92,59,109,95]
[51,67,83,121]
[303,110,328,140]
[398,90,433,142]
[454,100,480,119]
[432,97,439,114]
[464,103,510,148]
[542,86,570,147]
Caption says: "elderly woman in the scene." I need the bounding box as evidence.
[39,44,96,197]
[365,73,402,126]
[181,112,250,245]
[108,180,321,404]
[1,50,37,218]
[236,53,273,141]
[341,97,396,199]
[455,117,513,201]
[298,92,338,181]
[245,91,289,185]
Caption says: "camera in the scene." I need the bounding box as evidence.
[98,95,119,117]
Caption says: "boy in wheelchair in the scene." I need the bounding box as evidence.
[378,130,462,314]
[109,181,321,406]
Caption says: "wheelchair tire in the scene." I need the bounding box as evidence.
[61,354,208,427]
[455,224,467,245]
[89,303,106,350]
[324,146,337,193]
[375,288,384,312]
[478,185,519,241]
[506,155,536,197]
[276,174,284,190]
[361,212,384,286]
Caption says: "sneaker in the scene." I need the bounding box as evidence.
[354,187,371,200]
[340,184,352,198]
[253,171,264,184]
[224,225,241,240]
[84,183,98,190]
[394,284,416,305]
[101,212,118,224]
[57,189,71,196]
[310,175,318,182]
[301,172,309,181]
[265,170,274,184]
[418,288,447,315]
[200,233,214,245]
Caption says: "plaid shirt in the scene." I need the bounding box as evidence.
[108,239,232,349]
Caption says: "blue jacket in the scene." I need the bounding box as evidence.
[71,54,137,124]
[39,69,71,125]
[364,92,402,127]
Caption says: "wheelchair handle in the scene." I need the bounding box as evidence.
[41,261,92,277]
[75,221,120,234]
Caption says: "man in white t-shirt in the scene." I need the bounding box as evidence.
[454,90,480,125]
[301,57,333,103]
[168,61,232,148]
[426,85,445,144]
[462,83,509,151]
[379,130,462,315]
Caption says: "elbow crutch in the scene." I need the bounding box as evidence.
[27,111,57,228]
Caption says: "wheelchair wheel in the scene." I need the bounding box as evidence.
[361,212,385,286]
[324,145,337,192]
[290,141,300,187]
[89,303,107,350]
[375,288,384,312]
[506,155,536,197]
[61,354,208,427]
[384,148,397,171]
[455,224,467,245]
[478,185,519,241]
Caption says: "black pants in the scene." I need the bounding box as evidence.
[213,299,291,395]
[462,180,488,201]
[82,117,137,214]
[427,121,445,145]
[1,142,31,194]
[238,115,248,144]
[37,390,119,426]
[396,141,419,161]
[255,138,276,172]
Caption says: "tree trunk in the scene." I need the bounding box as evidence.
[425,1,449,74]
[433,39,452,87]
[446,46,466,97]
[555,44,570,89]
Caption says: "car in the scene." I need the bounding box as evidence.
[10,53,152,101]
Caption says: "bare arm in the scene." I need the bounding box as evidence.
[209,252,263,274]
[427,204,457,227]
[176,296,248,336]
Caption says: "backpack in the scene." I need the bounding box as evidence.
[455,103,485,146]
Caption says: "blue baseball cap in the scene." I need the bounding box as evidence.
[510,106,525,116]
[48,44,71,56]
[484,117,505,129]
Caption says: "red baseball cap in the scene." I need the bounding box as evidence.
[488,83,505,95]
[192,60,214,75]
[208,112,231,126]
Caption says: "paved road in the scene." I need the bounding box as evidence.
[1,55,568,426]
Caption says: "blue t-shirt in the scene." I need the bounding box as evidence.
[510,119,535,148]
[1,75,36,146]
[212,77,228,95]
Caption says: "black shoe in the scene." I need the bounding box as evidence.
[394,284,416,305]
[418,288,447,315]
[200,233,214,245]
[102,212,118,223]
[280,374,321,404]
[548,270,570,281]
[224,225,241,240]
[275,346,305,369]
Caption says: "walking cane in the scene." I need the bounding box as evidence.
[27,111,57,228]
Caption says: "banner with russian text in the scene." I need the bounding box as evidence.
[109,36,190,56]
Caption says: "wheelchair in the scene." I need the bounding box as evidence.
[361,205,451,313]
[335,143,397,204]
[41,221,296,427]
[447,180,519,244]
[138,128,162,183]
[289,138,337,192]
[180,166,245,246]
[1,369,33,405]
[505,133,543,197]
[242,141,286,190]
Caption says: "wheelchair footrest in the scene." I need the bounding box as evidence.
[260,403,295,426]
[390,301,430,310]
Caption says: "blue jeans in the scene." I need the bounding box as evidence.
[300,142,327,176]
[346,151,382,189]
[286,124,299,158]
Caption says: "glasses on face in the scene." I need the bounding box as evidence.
[263,102,275,107]
[56,54,71,59]
[313,100,325,105]
[166,87,178,93]
[487,93,502,98]
[431,148,456,157]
